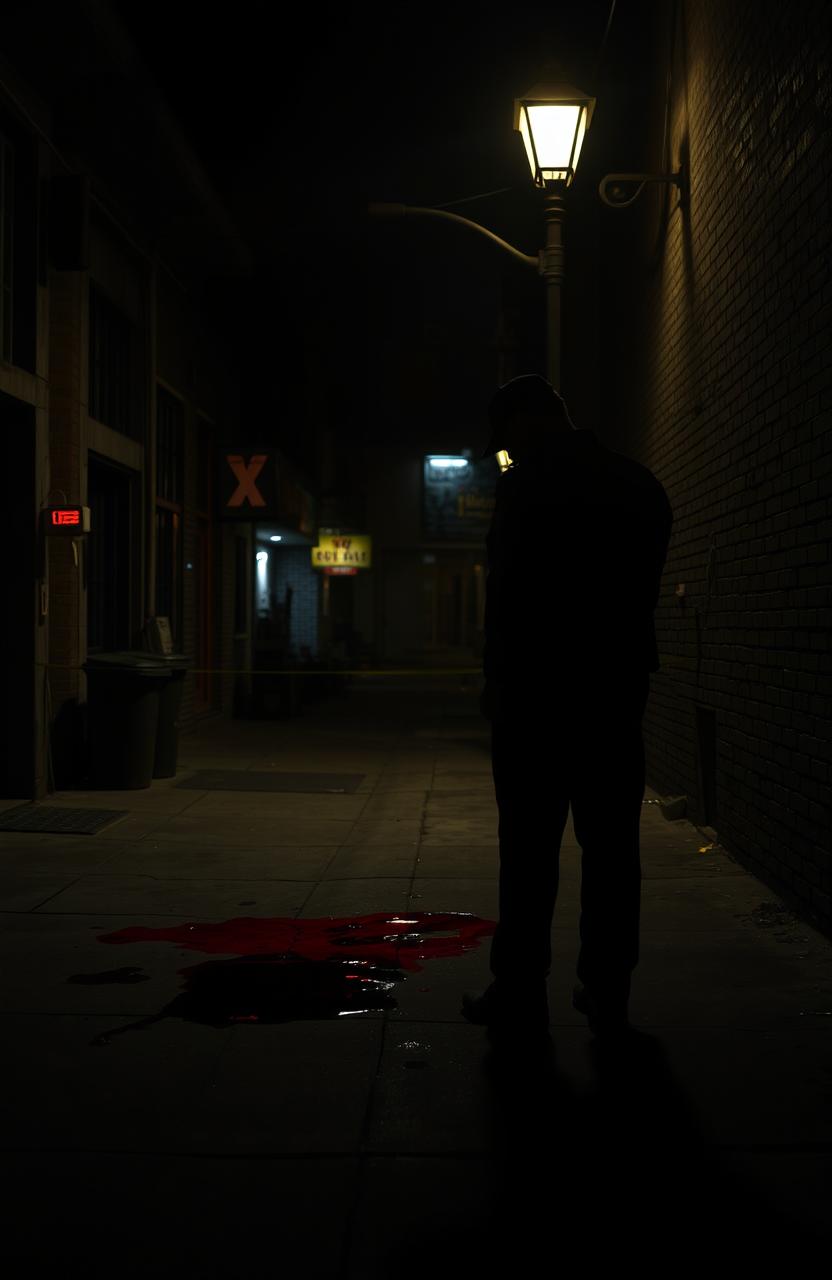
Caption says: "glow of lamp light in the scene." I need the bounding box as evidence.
[514,82,595,187]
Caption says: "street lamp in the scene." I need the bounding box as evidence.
[369,78,595,403]
[514,82,595,187]
[514,81,595,389]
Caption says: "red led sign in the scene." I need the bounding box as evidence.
[42,506,90,535]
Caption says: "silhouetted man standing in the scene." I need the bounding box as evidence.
[462,375,673,1039]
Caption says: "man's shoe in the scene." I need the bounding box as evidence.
[461,981,549,1032]
[572,983,631,1037]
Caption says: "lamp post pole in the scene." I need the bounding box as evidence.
[515,81,595,392]
[370,81,594,409]
[539,183,566,388]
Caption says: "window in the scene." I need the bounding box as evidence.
[155,387,184,644]
[89,283,133,435]
[0,132,13,363]
[87,454,134,652]
[0,111,37,373]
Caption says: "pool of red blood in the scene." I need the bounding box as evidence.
[87,912,496,1035]
[98,911,493,969]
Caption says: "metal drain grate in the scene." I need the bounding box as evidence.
[175,769,365,794]
[0,805,128,834]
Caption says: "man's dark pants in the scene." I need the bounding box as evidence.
[489,670,650,1003]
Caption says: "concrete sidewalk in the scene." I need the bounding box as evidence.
[2,678,831,1274]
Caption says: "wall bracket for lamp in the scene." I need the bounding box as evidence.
[598,168,687,208]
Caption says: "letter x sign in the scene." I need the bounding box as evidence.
[225,454,267,508]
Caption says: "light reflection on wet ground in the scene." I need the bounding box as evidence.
[70,911,496,1044]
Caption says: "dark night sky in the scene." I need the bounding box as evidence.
[7,0,645,458]
[106,0,626,453]
[110,1,621,257]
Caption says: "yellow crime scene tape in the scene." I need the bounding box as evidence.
[38,662,482,677]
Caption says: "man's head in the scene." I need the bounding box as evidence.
[482,374,573,463]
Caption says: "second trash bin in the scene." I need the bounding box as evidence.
[83,652,171,789]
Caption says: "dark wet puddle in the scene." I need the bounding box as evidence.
[75,912,495,1044]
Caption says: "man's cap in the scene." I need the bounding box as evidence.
[482,374,567,457]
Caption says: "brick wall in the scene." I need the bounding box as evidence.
[606,0,832,930]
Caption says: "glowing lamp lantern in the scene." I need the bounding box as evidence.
[514,83,595,188]
[512,80,595,388]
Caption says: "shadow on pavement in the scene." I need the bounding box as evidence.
[363,1026,827,1275]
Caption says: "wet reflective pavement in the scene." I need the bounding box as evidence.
[80,912,495,1041]
[2,680,832,1273]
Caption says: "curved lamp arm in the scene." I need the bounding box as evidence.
[598,170,687,208]
[368,202,539,270]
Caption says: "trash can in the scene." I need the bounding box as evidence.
[153,654,189,779]
[83,652,171,789]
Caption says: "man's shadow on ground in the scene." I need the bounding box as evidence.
[377,1025,827,1275]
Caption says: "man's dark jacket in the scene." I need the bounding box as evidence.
[482,427,673,703]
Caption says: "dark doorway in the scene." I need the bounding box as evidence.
[193,421,217,712]
[330,574,357,664]
[0,391,35,797]
[87,452,137,652]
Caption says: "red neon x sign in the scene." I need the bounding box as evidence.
[226,454,268,508]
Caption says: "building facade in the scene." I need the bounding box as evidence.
[0,8,328,800]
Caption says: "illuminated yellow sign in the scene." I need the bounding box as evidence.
[311,534,372,570]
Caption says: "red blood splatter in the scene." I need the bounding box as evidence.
[98,911,495,973]
[87,912,496,1041]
